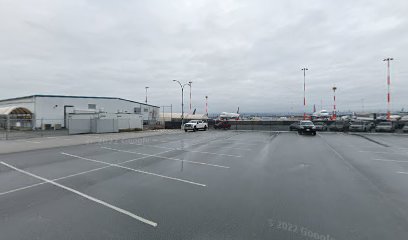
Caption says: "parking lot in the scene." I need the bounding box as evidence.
[1,130,408,239]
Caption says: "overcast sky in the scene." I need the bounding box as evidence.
[0,0,407,114]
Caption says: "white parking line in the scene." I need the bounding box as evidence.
[209,142,259,146]
[101,147,230,168]
[0,151,175,197]
[61,152,207,187]
[371,159,408,163]
[0,161,158,227]
[206,146,252,151]
[359,150,407,155]
[184,149,241,157]
[127,143,241,157]
[397,172,408,175]
[0,165,111,197]
[0,181,46,196]
[18,140,42,144]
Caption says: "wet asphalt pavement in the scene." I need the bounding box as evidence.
[1,130,408,239]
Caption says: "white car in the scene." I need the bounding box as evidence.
[183,120,208,132]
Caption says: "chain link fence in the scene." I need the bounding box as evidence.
[0,118,69,140]
[165,119,408,133]
[0,117,154,140]
[164,120,294,131]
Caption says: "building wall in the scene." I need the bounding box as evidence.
[0,96,160,128]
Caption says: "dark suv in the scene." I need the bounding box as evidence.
[298,121,316,135]
[329,121,350,132]
[289,122,300,131]
[214,121,231,130]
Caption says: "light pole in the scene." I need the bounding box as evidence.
[332,85,337,120]
[383,58,393,120]
[188,81,193,114]
[205,96,208,116]
[145,86,149,104]
[173,80,191,128]
[301,68,308,120]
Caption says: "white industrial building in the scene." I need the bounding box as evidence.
[0,95,160,129]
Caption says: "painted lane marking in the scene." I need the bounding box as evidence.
[0,150,175,197]
[127,143,241,157]
[0,161,158,227]
[18,140,42,144]
[205,146,252,151]
[359,151,407,155]
[371,159,408,163]
[61,152,206,187]
[101,147,230,168]
[0,166,110,197]
[208,142,259,146]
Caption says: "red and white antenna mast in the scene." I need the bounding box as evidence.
[383,58,393,120]
[301,68,308,120]
[332,85,337,120]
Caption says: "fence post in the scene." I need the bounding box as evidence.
[41,118,44,137]
[6,115,10,140]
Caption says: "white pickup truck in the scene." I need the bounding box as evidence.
[183,120,208,132]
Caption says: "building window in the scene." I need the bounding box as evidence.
[144,108,148,112]
[88,104,96,109]
[134,107,141,114]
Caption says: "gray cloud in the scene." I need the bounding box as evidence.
[0,0,407,113]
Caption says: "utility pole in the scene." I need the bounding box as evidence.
[301,68,308,120]
[188,81,192,114]
[383,58,393,120]
[145,86,149,104]
[173,80,191,128]
[205,96,208,116]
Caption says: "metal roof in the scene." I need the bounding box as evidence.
[0,106,32,115]
[0,94,160,108]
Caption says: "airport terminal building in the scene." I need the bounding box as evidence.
[0,95,160,129]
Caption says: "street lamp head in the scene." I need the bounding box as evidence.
[173,80,176,82]
[383,58,394,61]
[332,86,337,91]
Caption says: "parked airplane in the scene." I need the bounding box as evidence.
[312,109,330,118]
[218,107,240,120]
